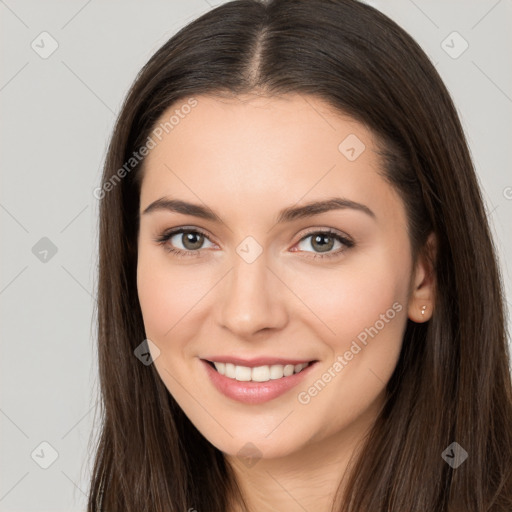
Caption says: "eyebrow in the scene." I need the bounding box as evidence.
[141,196,376,223]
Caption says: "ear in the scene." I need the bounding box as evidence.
[408,232,437,323]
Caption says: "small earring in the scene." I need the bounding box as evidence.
[421,305,427,315]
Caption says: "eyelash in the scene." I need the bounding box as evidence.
[154,227,355,260]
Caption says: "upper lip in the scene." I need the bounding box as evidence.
[202,356,317,368]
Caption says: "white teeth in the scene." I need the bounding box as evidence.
[214,362,226,375]
[235,365,252,381]
[269,364,284,379]
[283,364,294,377]
[225,363,236,379]
[251,365,270,382]
[211,361,309,382]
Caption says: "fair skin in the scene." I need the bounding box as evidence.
[136,92,435,512]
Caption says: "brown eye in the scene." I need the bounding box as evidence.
[295,230,354,260]
[154,228,215,257]
[175,231,205,251]
[310,233,335,253]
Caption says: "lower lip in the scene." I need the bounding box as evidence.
[200,359,317,405]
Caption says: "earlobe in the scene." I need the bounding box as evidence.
[408,303,431,323]
[407,233,437,323]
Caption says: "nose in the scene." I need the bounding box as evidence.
[217,251,289,338]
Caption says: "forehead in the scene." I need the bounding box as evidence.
[139,93,404,230]
[144,93,375,173]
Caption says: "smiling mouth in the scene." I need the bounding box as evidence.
[205,360,317,382]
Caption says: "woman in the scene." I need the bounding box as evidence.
[88,0,512,510]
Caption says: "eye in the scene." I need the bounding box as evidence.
[154,228,215,257]
[154,227,355,260]
[293,229,354,260]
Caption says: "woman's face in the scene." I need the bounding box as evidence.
[137,93,427,460]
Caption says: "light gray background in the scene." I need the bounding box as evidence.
[1,1,511,510]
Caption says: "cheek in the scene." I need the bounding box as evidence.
[136,250,217,348]
[286,246,411,413]
[137,250,188,340]
[290,253,410,343]
[137,260,173,338]
[289,254,409,437]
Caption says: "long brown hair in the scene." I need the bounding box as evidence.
[87,0,512,510]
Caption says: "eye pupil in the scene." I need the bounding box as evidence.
[183,231,204,250]
[312,234,334,253]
